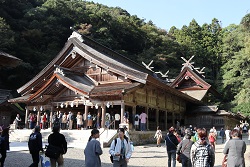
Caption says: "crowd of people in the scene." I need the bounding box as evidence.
[25,110,150,132]
[0,121,249,167]
[161,125,247,167]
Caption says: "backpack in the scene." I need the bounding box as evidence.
[193,143,211,167]
[110,138,129,163]
[135,116,139,121]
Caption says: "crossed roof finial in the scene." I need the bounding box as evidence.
[142,60,154,72]
[181,55,195,68]
[155,70,169,78]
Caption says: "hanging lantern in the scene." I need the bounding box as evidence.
[106,102,110,108]
[70,101,74,108]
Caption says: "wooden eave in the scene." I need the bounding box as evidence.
[170,67,220,97]
[171,67,210,89]
[28,72,93,101]
[17,37,150,95]
[72,38,148,83]
[17,41,75,94]
[146,75,203,105]
[90,82,141,97]
[0,51,22,67]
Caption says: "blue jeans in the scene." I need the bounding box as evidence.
[181,154,192,167]
[140,123,146,131]
[167,150,176,167]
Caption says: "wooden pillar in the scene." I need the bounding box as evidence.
[179,113,182,127]
[165,111,168,130]
[84,105,88,128]
[101,105,106,128]
[120,101,125,124]
[132,106,136,130]
[25,107,29,129]
[37,109,40,126]
[97,107,101,129]
[50,106,53,128]
[156,109,159,127]
[172,112,175,127]
[146,106,149,130]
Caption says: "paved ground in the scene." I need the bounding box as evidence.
[3,136,250,167]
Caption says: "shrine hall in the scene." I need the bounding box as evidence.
[8,31,244,130]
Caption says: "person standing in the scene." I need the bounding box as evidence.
[220,128,225,144]
[109,128,132,167]
[191,128,215,167]
[225,127,231,142]
[96,112,101,129]
[67,111,73,130]
[48,125,67,167]
[114,113,120,129]
[28,126,43,167]
[58,111,63,129]
[154,126,162,147]
[139,111,147,131]
[84,129,103,167]
[0,128,10,167]
[13,114,21,129]
[223,129,246,167]
[61,112,67,130]
[134,114,139,131]
[76,112,83,130]
[165,127,179,167]
[208,129,216,149]
[176,131,194,167]
[30,113,36,129]
[42,113,47,129]
[87,112,93,129]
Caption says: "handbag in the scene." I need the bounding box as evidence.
[45,145,62,159]
[110,155,114,163]
[222,155,227,167]
[177,154,181,163]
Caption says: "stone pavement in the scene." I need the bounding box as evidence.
[4,136,250,167]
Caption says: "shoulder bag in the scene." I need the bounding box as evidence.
[45,145,62,159]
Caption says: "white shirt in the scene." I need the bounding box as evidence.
[115,114,120,121]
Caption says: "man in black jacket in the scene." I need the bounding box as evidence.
[28,126,43,167]
[48,125,67,167]
[165,127,179,167]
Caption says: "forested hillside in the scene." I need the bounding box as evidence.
[0,0,249,115]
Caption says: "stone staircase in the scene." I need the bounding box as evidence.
[9,128,117,148]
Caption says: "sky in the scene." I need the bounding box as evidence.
[88,0,250,31]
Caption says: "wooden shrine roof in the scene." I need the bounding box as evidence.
[90,82,141,97]
[13,31,203,105]
[170,66,220,100]
[0,51,22,67]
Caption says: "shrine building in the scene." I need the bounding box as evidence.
[8,31,244,130]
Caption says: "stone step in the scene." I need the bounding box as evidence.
[9,128,117,147]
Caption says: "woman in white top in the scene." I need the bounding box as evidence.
[109,128,132,167]
[154,126,162,147]
[76,112,83,130]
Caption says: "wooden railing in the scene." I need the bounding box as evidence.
[100,120,116,136]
